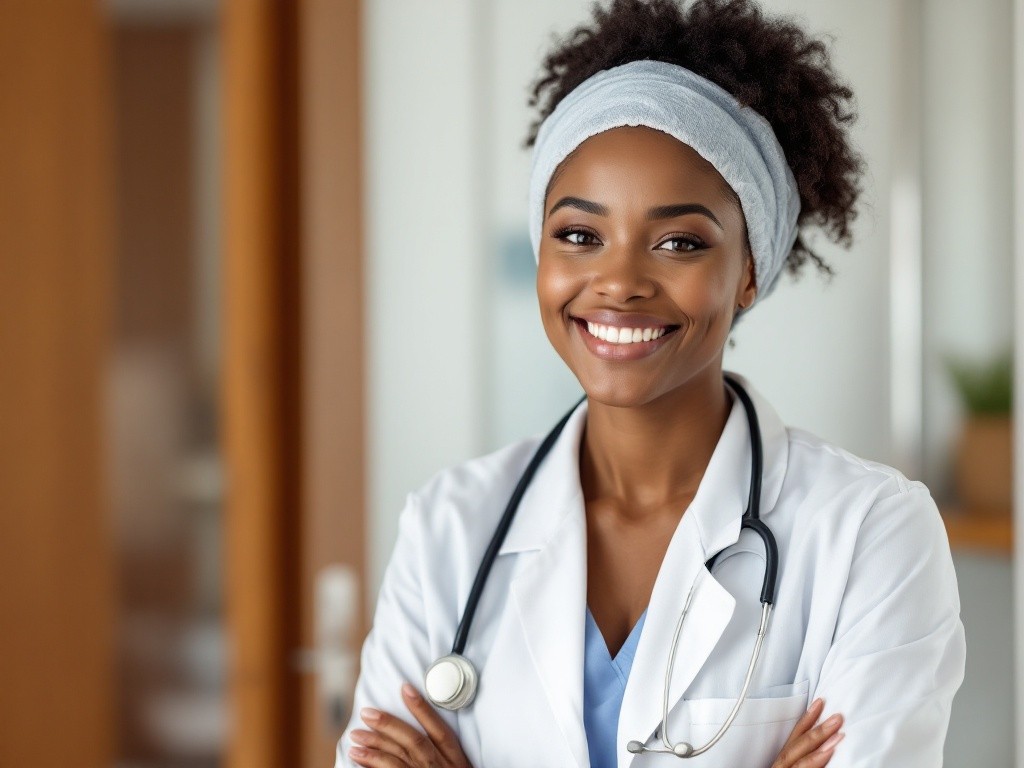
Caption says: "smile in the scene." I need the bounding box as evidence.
[584,321,670,344]
[571,316,679,361]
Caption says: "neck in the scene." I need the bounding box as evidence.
[579,367,732,513]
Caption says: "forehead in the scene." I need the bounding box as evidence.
[546,125,735,207]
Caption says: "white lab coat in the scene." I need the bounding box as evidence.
[336,371,966,768]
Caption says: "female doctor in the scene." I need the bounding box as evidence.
[338,0,966,766]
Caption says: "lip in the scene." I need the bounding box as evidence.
[572,310,677,328]
[570,315,679,361]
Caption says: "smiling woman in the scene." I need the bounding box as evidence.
[336,1,966,767]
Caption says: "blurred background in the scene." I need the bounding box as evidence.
[0,0,1021,766]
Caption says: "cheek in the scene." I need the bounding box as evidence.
[668,262,741,342]
[536,257,579,320]
[673,264,735,314]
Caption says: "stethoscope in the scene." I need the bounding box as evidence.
[423,373,779,759]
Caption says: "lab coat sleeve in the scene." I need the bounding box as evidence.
[335,491,445,768]
[813,480,966,767]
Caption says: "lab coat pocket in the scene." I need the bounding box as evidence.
[661,680,809,766]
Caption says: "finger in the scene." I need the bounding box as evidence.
[792,744,837,768]
[784,698,826,744]
[401,682,467,766]
[814,732,845,756]
[785,713,844,764]
[355,710,413,762]
[774,699,825,767]
[794,733,844,768]
[774,710,843,767]
[361,706,437,766]
[349,728,409,763]
[348,744,410,768]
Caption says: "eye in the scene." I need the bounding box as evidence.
[658,234,707,253]
[552,226,599,247]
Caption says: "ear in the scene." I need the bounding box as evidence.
[736,253,757,310]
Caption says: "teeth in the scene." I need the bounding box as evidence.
[584,322,669,345]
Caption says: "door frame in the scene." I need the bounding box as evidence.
[221,1,367,766]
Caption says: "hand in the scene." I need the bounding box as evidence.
[771,698,844,767]
[347,682,473,767]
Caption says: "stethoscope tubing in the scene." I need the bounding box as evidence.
[428,373,781,758]
[450,393,586,656]
[722,373,779,606]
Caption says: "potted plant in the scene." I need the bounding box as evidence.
[945,349,1013,517]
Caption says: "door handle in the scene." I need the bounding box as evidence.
[293,564,359,732]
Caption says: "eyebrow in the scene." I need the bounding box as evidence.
[546,196,724,229]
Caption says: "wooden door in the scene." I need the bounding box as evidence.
[296,0,369,764]
[222,1,367,766]
[0,2,117,766]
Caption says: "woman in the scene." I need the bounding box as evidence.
[337,0,966,766]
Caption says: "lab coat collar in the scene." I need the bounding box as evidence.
[498,370,788,556]
[685,369,789,555]
[499,371,789,768]
[497,393,589,556]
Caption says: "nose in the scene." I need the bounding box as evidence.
[589,243,656,303]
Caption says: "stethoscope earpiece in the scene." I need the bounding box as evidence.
[424,653,478,711]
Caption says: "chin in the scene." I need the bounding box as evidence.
[577,378,661,410]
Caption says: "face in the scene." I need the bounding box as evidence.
[537,125,756,408]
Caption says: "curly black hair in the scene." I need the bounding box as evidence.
[523,0,864,282]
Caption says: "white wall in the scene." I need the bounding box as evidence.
[918,1,1016,764]
[921,0,1014,500]
[362,0,487,592]
[484,0,598,448]
[721,0,899,463]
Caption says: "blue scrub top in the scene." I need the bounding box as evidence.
[583,605,648,768]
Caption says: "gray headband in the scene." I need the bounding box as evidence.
[528,59,800,316]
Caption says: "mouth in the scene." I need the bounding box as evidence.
[569,316,681,360]
[576,318,678,344]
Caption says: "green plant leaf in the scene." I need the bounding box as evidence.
[943,348,1013,415]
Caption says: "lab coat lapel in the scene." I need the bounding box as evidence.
[509,502,588,767]
[617,371,790,767]
[503,400,591,768]
[615,481,739,766]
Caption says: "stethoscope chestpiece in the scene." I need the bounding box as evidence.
[424,653,478,711]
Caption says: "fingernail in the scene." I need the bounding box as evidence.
[349,746,368,758]
[402,683,418,698]
[824,713,842,727]
[360,707,381,723]
[810,697,824,709]
[819,731,845,752]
